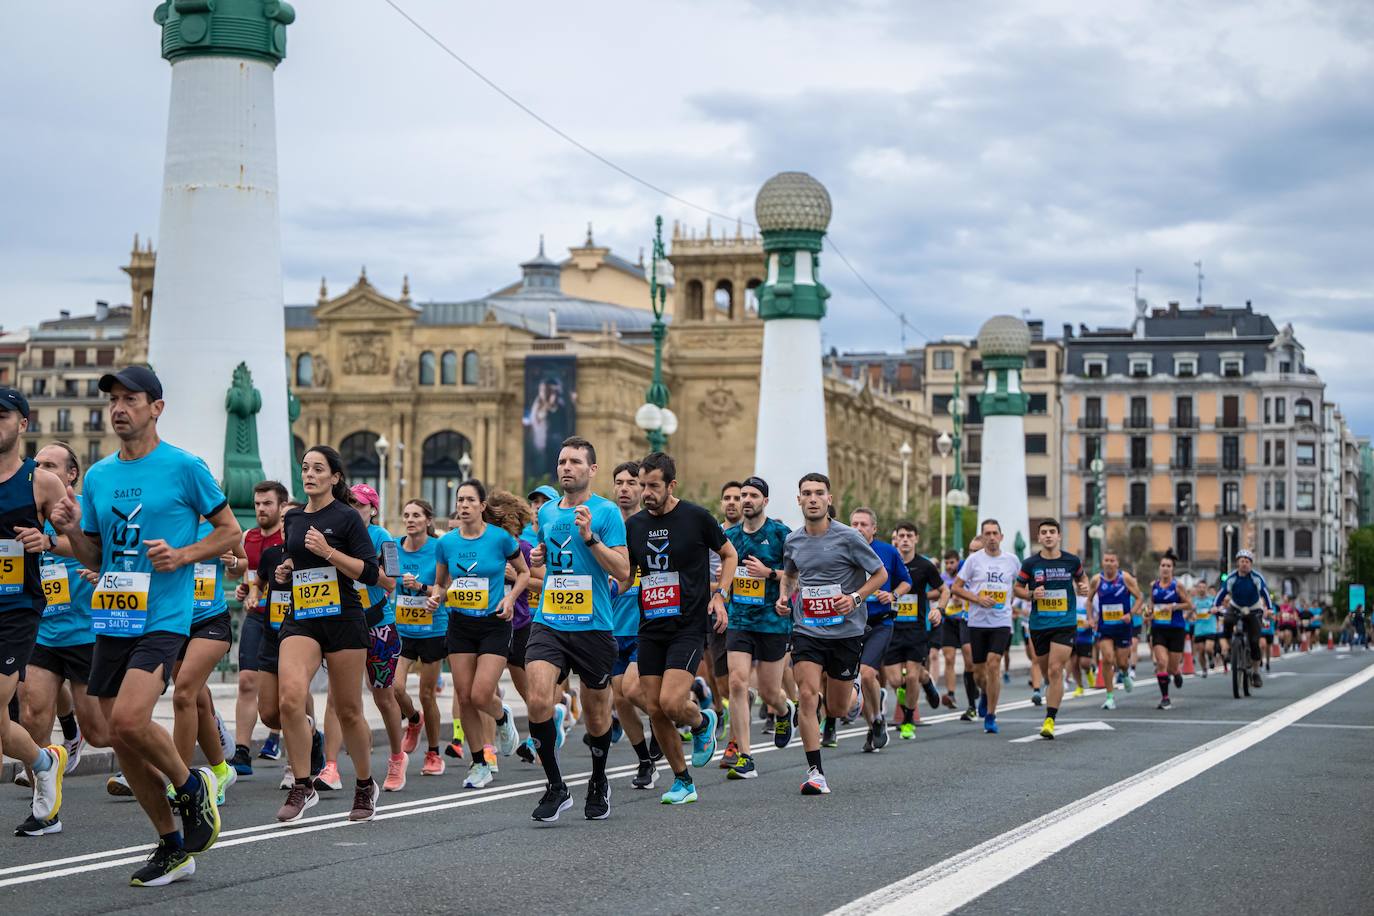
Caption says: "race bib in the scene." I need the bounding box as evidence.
[526,583,540,606]
[1076,610,1090,630]
[1152,605,1172,622]
[1038,595,1069,612]
[269,589,290,628]
[640,571,682,620]
[1196,606,1213,620]
[895,595,921,620]
[733,571,766,606]
[353,580,371,609]
[978,587,1008,610]
[92,571,151,635]
[40,563,72,617]
[193,562,216,610]
[245,569,258,587]
[0,539,23,596]
[542,574,593,624]
[446,577,491,617]
[395,594,434,627]
[800,584,848,627]
[293,567,342,619]
[1100,603,1125,624]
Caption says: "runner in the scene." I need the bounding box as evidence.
[392,498,445,778]
[704,480,744,742]
[253,537,294,785]
[949,520,1021,734]
[775,472,886,795]
[626,452,735,804]
[524,436,629,822]
[883,521,944,739]
[1216,548,1271,688]
[1192,582,1218,677]
[1145,551,1193,710]
[225,480,287,775]
[1086,550,1142,710]
[1016,597,1042,705]
[846,507,911,754]
[488,490,535,766]
[606,461,658,788]
[13,441,110,837]
[1013,519,1088,739]
[49,368,238,884]
[938,541,981,719]
[272,446,381,824]
[1277,596,1300,652]
[430,479,529,789]
[1070,593,1094,697]
[723,475,793,778]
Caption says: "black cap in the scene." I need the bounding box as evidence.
[740,475,769,497]
[0,387,30,419]
[99,366,163,401]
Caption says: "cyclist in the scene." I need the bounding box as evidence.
[1216,548,1270,689]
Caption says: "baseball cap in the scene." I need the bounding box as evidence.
[740,476,769,497]
[98,366,164,401]
[350,483,380,509]
[0,387,30,419]
[526,484,559,503]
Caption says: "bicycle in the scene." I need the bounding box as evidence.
[1226,607,1258,699]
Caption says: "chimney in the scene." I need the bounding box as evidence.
[59,310,71,320]
[1062,323,1073,339]
[95,300,110,322]
[1027,319,1044,341]
[547,308,558,338]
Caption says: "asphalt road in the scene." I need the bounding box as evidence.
[2,647,1371,916]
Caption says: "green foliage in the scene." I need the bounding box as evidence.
[1334,525,1374,617]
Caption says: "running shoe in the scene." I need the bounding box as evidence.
[463,762,493,789]
[484,744,500,773]
[846,683,863,722]
[230,745,254,777]
[1173,673,1183,689]
[279,765,295,790]
[661,776,698,805]
[899,722,916,740]
[821,717,838,748]
[691,676,712,711]
[532,783,572,822]
[14,813,61,837]
[584,776,610,820]
[553,704,568,750]
[941,692,956,709]
[63,730,84,774]
[1251,671,1263,688]
[446,739,467,761]
[215,712,234,764]
[774,700,795,748]
[276,781,317,824]
[31,745,67,821]
[422,750,445,776]
[721,700,731,737]
[763,712,776,734]
[863,728,875,754]
[1071,685,1085,698]
[610,712,623,745]
[310,725,325,777]
[923,680,941,709]
[960,705,977,722]
[977,695,988,718]
[497,704,519,757]
[1200,667,1208,679]
[383,753,407,792]
[214,764,236,806]
[726,753,757,779]
[1123,674,1134,693]
[402,714,424,755]
[516,738,534,764]
[691,709,719,768]
[1102,694,1116,710]
[719,740,740,769]
[258,732,282,760]
[315,761,343,791]
[984,715,999,734]
[1040,716,1055,740]
[14,770,30,789]
[1157,697,1172,710]
[1002,671,1010,684]
[631,759,659,790]
[872,717,890,750]
[1031,689,1043,707]
[176,766,221,854]
[800,766,830,796]
[130,841,195,887]
[349,778,379,822]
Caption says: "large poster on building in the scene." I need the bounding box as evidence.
[522,355,578,488]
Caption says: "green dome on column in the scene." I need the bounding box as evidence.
[976,315,1031,416]
[154,0,296,66]
[754,171,833,321]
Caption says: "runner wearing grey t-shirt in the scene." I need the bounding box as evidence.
[783,522,883,640]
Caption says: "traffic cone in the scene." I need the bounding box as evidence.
[1182,640,1195,675]
[1328,633,1335,651]
[1271,641,1281,659]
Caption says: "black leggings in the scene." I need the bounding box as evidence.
[1224,610,1264,662]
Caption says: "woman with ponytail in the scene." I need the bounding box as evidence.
[393,498,448,778]
[1146,550,1193,710]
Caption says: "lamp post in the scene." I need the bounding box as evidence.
[460,451,474,483]
[1089,456,1105,572]
[375,434,390,525]
[936,431,952,553]
[395,440,406,496]
[636,216,676,452]
[1223,524,1236,578]
[950,371,966,554]
[899,440,913,514]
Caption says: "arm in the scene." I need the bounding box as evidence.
[711,540,737,633]
[774,569,797,616]
[1123,572,1144,604]
[498,551,530,621]
[145,505,242,572]
[47,486,103,571]
[855,566,888,606]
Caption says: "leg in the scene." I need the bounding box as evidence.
[1044,642,1072,711]
[19,665,62,750]
[981,654,1004,714]
[234,669,259,748]
[640,674,687,776]
[107,669,193,835]
[171,638,228,766]
[726,650,754,752]
[277,636,324,779]
[393,656,418,721]
[195,686,226,766]
[323,699,342,764]
[369,680,405,757]
[72,683,111,748]
[257,673,281,731]
[418,662,443,750]
[322,649,372,781]
[794,661,824,753]
[612,667,646,747]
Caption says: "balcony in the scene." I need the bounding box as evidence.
[1215,503,1246,519]
[53,423,72,434]
[1125,416,1153,430]
[83,421,104,433]
[24,421,42,434]
[1077,416,1106,430]
[1169,416,1199,429]
[1169,459,1195,472]
[1215,417,1247,430]
[1219,460,1246,475]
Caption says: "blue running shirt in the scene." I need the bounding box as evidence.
[534,494,625,632]
[436,523,520,618]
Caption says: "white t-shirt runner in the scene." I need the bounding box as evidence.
[957,549,1023,629]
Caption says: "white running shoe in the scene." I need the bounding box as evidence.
[32,746,68,821]
[279,764,295,791]
[496,704,519,757]
[215,712,234,764]
[63,730,85,775]
[463,762,493,789]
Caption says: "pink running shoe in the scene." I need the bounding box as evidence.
[421,750,445,776]
[313,761,342,791]
[383,752,407,792]
[402,714,424,755]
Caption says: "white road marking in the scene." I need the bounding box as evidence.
[1008,721,1113,742]
[828,659,1374,916]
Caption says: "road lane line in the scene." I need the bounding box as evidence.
[828,659,1374,916]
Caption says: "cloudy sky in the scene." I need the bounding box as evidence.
[3,0,1371,430]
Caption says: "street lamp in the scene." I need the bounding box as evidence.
[950,372,966,554]
[637,216,673,452]
[459,451,473,483]
[1223,524,1236,577]
[375,434,390,524]
[899,440,913,514]
[1089,456,1105,571]
[936,431,952,552]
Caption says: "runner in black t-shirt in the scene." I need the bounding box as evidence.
[1013,519,1088,740]
[883,522,946,737]
[623,452,736,806]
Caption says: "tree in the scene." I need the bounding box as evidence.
[1334,525,1374,617]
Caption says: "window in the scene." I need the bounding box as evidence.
[1274,529,1286,558]
[31,378,46,396]
[1221,358,1243,377]
[1295,530,1313,558]
[86,408,102,432]
[24,441,36,459]
[86,379,100,397]
[440,351,458,385]
[419,351,436,385]
[1025,433,1047,455]
[1175,396,1193,425]
[932,394,952,416]
[96,347,114,366]
[62,379,78,397]
[933,350,954,371]
[1129,482,1147,516]
[41,350,54,368]
[1222,395,1240,427]
[1129,396,1149,427]
[1085,436,1102,461]
[1027,476,1047,498]
[55,408,71,433]
[1264,529,1271,557]
[1275,397,1286,423]
[74,350,87,367]
[1131,436,1148,470]
[1223,481,1240,515]
[1129,356,1152,378]
[1085,397,1102,425]
[1174,356,1197,377]
[1027,393,1048,415]
[421,431,473,513]
[1274,480,1286,511]
[1084,482,1099,517]
[86,440,100,466]
[1263,480,1271,511]
[462,350,480,386]
[1264,399,1271,423]
[1275,441,1286,466]
[966,397,982,425]
[1174,527,1191,562]
[294,353,313,387]
[966,475,980,503]
[1296,480,1315,511]
[1264,441,1271,466]
[1296,442,1315,466]
[1028,350,1048,369]
[338,431,380,491]
[965,433,982,464]
[1175,436,1192,469]
[1223,436,1240,470]
[1295,398,1313,420]
[1175,482,1192,514]
[1084,358,1106,378]
[1280,360,1291,373]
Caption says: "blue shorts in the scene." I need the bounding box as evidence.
[1096,627,1132,649]
[612,635,639,678]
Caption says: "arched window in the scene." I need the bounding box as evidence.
[295,353,314,388]
[1294,398,1313,420]
[419,351,436,386]
[339,431,380,490]
[684,280,703,320]
[744,278,762,315]
[714,279,733,314]
[421,430,472,513]
[462,350,480,386]
[441,351,458,386]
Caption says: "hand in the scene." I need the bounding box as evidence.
[775,595,792,616]
[744,556,769,578]
[929,608,943,627]
[402,573,420,591]
[78,568,99,584]
[144,539,184,573]
[530,543,546,567]
[425,592,441,612]
[977,594,996,608]
[708,591,728,632]
[1033,585,1047,600]
[275,558,294,583]
[49,486,82,534]
[1076,581,1089,597]
[220,552,239,571]
[574,505,593,541]
[875,590,893,606]
[505,563,518,583]
[235,582,250,603]
[303,526,331,558]
[496,595,516,621]
[13,526,48,554]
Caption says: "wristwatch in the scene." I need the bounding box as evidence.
[584,532,600,547]
[767,569,778,582]
[850,592,862,608]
